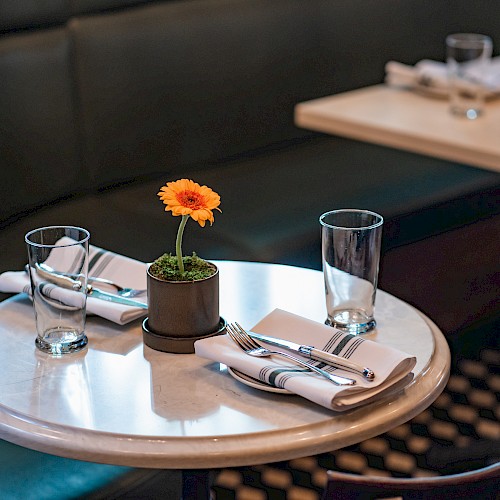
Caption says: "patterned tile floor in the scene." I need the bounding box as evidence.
[211,346,499,499]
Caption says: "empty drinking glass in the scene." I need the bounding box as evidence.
[25,226,90,355]
[320,209,383,335]
[446,33,493,119]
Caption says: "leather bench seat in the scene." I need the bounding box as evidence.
[2,135,498,336]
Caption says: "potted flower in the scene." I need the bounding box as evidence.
[142,179,226,353]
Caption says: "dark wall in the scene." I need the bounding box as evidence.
[2,0,499,227]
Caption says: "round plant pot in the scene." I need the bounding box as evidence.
[143,262,225,353]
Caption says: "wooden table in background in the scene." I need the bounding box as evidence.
[295,84,500,173]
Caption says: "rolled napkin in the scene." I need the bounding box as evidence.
[195,309,417,412]
[385,57,500,97]
[0,243,148,325]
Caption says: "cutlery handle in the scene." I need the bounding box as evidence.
[273,351,356,386]
[35,263,83,290]
[303,347,375,381]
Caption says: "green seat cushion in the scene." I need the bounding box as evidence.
[0,440,134,500]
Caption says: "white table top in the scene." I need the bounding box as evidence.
[0,261,450,469]
[295,84,500,173]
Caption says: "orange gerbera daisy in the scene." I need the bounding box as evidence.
[158,179,221,227]
[157,179,221,274]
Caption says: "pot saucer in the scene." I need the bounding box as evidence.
[142,316,227,354]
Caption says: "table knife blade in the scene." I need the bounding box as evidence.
[248,331,374,380]
[88,287,148,309]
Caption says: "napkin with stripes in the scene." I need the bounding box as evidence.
[0,244,148,325]
[195,309,416,411]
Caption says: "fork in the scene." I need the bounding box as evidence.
[226,323,356,386]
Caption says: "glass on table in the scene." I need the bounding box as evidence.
[446,33,493,119]
[25,226,90,355]
[320,209,383,335]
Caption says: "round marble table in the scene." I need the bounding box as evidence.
[0,261,450,470]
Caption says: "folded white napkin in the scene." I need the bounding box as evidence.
[0,243,148,325]
[385,57,500,97]
[195,309,416,412]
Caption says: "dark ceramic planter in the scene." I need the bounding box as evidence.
[143,262,225,353]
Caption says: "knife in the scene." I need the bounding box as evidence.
[35,263,148,309]
[248,331,375,380]
[86,286,148,309]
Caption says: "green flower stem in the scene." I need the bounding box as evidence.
[176,215,189,274]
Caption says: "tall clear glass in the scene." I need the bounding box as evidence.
[320,209,383,335]
[25,226,90,355]
[446,33,493,119]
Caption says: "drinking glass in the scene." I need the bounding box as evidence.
[446,33,493,119]
[25,226,90,355]
[320,209,383,335]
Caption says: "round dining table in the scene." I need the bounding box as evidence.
[0,260,450,497]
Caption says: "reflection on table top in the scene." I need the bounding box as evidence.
[295,84,500,172]
[0,261,450,469]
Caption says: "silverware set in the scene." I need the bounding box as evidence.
[33,264,148,309]
[248,329,375,380]
[28,264,146,297]
[226,322,360,386]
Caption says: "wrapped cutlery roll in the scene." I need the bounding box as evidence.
[0,241,148,325]
[385,57,500,98]
[195,309,417,412]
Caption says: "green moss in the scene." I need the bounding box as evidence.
[149,253,216,281]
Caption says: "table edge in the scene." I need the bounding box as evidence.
[0,300,450,469]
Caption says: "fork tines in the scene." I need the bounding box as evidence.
[226,323,251,350]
